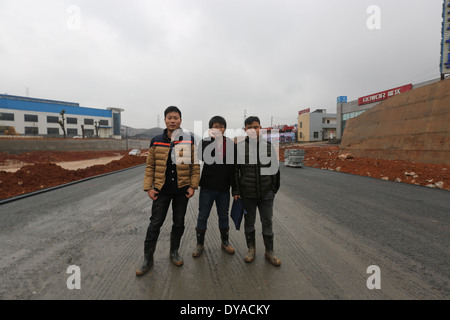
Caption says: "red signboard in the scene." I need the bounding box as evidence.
[298,108,310,115]
[358,84,412,106]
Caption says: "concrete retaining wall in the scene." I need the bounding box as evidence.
[340,78,450,165]
[0,138,151,154]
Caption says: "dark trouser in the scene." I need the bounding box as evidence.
[196,188,231,231]
[242,190,275,236]
[144,187,190,250]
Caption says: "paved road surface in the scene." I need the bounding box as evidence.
[0,164,449,300]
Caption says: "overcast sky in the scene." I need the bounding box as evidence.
[0,0,444,133]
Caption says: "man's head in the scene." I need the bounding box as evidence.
[208,116,227,138]
[244,116,261,140]
[164,106,182,132]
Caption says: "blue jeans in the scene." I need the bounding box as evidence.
[196,188,231,231]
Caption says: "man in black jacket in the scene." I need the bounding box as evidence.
[193,116,235,257]
[232,116,281,266]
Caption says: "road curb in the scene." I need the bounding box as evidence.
[0,163,146,205]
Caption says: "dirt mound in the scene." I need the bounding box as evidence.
[0,150,127,165]
[0,154,146,200]
[280,145,449,191]
[1,145,448,201]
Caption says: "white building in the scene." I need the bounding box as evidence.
[0,94,124,139]
[297,109,337,142]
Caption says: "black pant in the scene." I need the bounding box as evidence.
[144,187,190,248]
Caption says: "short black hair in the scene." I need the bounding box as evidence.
[164,106,182,118]
[209,116,227,129]
[244,116,260,127]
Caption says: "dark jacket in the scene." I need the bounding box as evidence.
[199,136,235,192]
[232,137,280,199]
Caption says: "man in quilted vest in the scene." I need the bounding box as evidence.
[136,106,200,276]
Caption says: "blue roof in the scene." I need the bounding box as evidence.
[0,95,112,118]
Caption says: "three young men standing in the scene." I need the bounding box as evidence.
[137,109,280,277]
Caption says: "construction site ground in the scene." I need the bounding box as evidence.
[0,144,448,201]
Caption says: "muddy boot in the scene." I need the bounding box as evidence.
[136,242,156,276]
[263,234,281,266]
[220,229,235,254]
[244,231,256,263]
[192,230,206,258]
[170,230,184,266]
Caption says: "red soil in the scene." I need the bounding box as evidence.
[1,145,448,201]
[0,150,147,200]
[280,145,449,191]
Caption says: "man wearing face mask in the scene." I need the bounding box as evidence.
[193,116,235,258]
[136,106,200,276]
[232,116,281,266]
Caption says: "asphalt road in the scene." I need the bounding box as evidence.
[0,164,449,300]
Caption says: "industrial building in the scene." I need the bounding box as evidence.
[297,108,337,142]
[0,94,124,139]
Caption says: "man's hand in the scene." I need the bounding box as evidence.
[186,187,195,198]
[233,195,241,201]
[148,189,159,201]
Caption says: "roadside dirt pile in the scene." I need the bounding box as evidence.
[0,150,127,164]
[0,151,147,200]
[280,145,450,191]
[1,145,449,201]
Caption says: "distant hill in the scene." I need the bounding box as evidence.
[133,127,164,139]
[121,125,201,142]
[121,125,163,139]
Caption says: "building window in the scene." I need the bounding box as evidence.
[313,132,319,139]
[84,118,94,125]
[84,129,94,137]
[67,128,78,136]
[342,110,366,121]
[67,117,77,124]
[113,113,121,135]
[0,112,15,121]
[300,132,303,139]
[99,120,108,126]
[24,114,38,122]
[47,116,59,123]
[47,128,60,135]
[299,122,302,128]
[25,127,39,135]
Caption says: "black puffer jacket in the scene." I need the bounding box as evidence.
[232,137,280,199]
